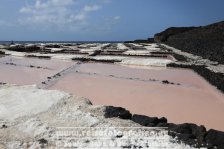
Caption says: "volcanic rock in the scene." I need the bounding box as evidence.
[104,106,132,119]
[154,21,224,64]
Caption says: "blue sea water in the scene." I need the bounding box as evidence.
[0,41,123,44]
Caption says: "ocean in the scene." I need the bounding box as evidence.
[0,41,123,44]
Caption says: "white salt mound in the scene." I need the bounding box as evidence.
[0,85,70,121]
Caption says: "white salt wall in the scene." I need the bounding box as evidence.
[120,58,173,67]
[3,50,26,57]
[124,50,150,55]
[117,43,129,50]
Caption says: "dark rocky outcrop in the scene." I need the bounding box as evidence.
[5,62,16,66]
[154,27,197,42]
[168,123,207,147]
[26,55,51,59]
[162,80,170,84]
[161,80,180,85]
[104,106,224,148]
[38,138,48,144]
[72,57,122,63]
[104,106,132,119]
[132,114,167,127]
[45,44,61,48]
[89,50,101,56]
[38,138,48,148]
[154,21,224,64]
[167,63,224,93]
[205,129,224,149]
[125,38,155,43]
[172,53,188,62]
[8,45,41,52]
[0,51,5,55]
[1,124,7,129]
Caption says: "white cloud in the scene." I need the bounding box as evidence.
[114,16,121,20]
[20,0,74,13]
[18,0,102,31]
[84,5,101,12]
[1,0,120,35]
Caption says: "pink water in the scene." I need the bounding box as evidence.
[0,56,74,85]
[50,63,224,131]
[1,56,224,131]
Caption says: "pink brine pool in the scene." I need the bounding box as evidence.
[0,56,74,85]
[1,56,224,131]
[50,63,224,131]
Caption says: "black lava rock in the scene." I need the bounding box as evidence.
[124,38,155,43]
[8,45,41,52]
[72,57,121,63]
[45,44,61,48]
[162,80,170,84]
[205,129,224,149]
[0,51,5,55]
[104,106,132,119]
[89,50,101,56]
[154,27,196,42]
[168,123,207,147]
[1,124,7,128]
[132,114,167,127]
[159,117,168,123]
[38,138,48,144]
[103,105,224,149]
[155,21,224,64]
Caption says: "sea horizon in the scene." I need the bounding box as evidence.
[0,40,125,44]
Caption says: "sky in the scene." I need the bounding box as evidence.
[0,0,224,41]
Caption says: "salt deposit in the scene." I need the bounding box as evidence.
[0,85,196,149]
[0,85,70,120]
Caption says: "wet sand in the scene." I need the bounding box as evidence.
[50,63,224,131]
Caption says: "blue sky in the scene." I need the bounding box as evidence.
[0,0,224,41]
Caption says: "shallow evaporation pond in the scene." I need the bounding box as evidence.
[0,56,74,85]
[49,62,224,131]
